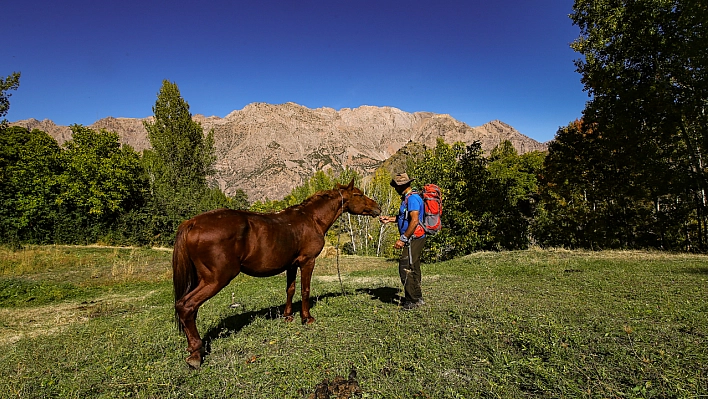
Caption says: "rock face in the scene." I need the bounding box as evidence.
[10,102,546,201]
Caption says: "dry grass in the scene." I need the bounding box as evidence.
[0,290,160,346]
[0,245,172,285]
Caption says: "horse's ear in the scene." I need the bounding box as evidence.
[347,179,354,190]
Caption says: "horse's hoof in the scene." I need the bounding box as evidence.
[302,316,315,325]
[186,351,202,369]
[284,315,294,322]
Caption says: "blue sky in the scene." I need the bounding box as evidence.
[3,0,587,143]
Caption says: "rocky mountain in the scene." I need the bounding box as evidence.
[11,103,547,201]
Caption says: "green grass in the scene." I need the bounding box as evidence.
[0,246,706,398]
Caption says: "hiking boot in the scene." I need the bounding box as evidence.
[402,299,425,310]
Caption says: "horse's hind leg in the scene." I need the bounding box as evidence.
[299,259,316,324]
[283,267,297,322]
[176,279,229,368]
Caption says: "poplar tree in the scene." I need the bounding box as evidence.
[143,80,218,244]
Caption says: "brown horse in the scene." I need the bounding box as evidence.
[173,180,381,368]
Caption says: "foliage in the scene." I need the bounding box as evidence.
[367,168,399,257]
[567,0,708,250]
[0,126,62,244]
[410,139,545,261]
[0,246,706,398]
[57,126,147,217]
[53,125,150,244]
[486,143,545,249]
[143,80,216,193]
[0,72,20,127]
[282,170,343,207]
[249,198,288,213]
[410,139,470,261]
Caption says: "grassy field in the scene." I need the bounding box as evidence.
[0,245,706,398]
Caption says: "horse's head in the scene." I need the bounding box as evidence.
[337,179,382,217]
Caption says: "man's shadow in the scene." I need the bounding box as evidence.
[201,292,342,357]
[355,286,402,305]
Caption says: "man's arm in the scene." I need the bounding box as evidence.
[394,210,420,249]
[402,210,420,239]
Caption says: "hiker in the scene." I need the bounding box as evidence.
[378,173,427,310]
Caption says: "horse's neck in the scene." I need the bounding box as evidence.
[301,191,344,234]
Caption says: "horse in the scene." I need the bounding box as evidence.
[172,179,381,368]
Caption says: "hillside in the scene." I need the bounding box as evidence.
[10,103,547,201]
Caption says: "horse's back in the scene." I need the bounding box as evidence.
[184,208,320,277]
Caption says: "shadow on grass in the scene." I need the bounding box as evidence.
[202,292,343,357]
[355,286,402,305]
[685,266,708,275]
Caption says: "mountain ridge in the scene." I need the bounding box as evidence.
[10,102,547,201]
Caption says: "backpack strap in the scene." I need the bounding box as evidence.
[403,190,425,238]
[403,190,418,218]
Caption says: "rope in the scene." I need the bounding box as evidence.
[335,190,347,296]
[335,190,361,311]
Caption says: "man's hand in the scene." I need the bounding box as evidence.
[379,215,395,224]
[394,239,406,249]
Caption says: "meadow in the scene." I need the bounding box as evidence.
[0,245,706,398]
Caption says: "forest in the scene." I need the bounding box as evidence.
[2,0,707,259]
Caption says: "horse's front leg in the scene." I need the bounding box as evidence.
[283,267,297,322]
[300,259,316,324]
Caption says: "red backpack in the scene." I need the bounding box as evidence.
[420,184,442,235]
[406,184,443,236]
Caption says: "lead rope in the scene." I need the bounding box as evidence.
[335,190,363,313]
[336,190,347,296]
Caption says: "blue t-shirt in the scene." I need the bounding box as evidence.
[397,191,425,238]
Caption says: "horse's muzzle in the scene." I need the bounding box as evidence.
[370,206,382,217]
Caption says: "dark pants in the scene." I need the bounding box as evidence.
[399,236,426,303]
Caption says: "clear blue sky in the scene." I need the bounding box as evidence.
[3,0,587,143]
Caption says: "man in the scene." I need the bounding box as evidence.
[379,173,426,310]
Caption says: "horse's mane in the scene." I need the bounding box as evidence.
[290,189,339,211]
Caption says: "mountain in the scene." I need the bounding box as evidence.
[10,102,547,201]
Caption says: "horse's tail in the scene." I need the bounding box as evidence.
[173,219,198,332]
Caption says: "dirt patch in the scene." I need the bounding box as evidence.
[315,274,441,285]
[315,275,397,285]
[0,290,158,346]
[303,369,362,399]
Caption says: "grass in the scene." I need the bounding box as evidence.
[0,246,706,398]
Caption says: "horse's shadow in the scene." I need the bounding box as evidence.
[201,287,402,359]
[355,286,402,305]
[202,292,343,355]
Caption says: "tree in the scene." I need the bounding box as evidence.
[537,121,612,248]
[570,0,708,249]
[540,119,696,250]
[0,126,62,243]
[143,80,215,194]
[0,72,20,127]
[54,125,148,244]
[282,170,338,207]
[143,80,233,245]
[408,139,546,260]
[366,168,399,257]
[410,139,473,261]
[487,141,546,249]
